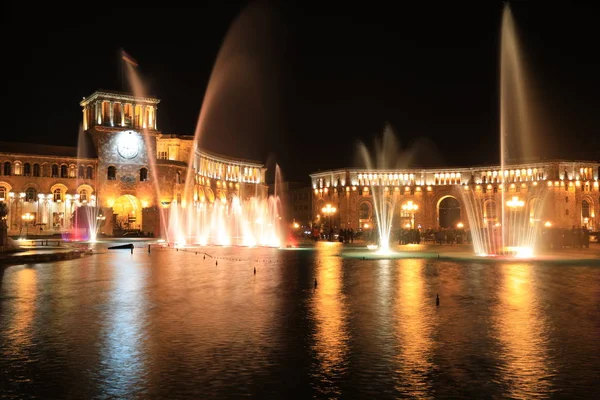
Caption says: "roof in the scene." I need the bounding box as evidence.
[0,135,97,159]
[80,89,160,107]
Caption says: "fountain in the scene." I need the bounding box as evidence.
[356,123,407,255]
[462,3,545,257]
[123,2,284,247]
[64,124,105,242]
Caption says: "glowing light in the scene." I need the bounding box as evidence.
[506,196,524,208]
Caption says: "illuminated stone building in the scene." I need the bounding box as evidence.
[0,90,267,237]
[310,162,600,234]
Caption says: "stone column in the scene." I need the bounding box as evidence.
[154,106,158,129]
[110,101,114,126]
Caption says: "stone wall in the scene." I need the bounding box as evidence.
[313,182,600,232]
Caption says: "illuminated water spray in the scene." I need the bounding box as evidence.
[462,3,545,257]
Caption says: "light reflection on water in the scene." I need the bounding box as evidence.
[310,244,349,398]
[494,264,555,398]
[1,245,599,399]
[394,259,435,398]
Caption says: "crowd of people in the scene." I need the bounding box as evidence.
[307,224,596,250]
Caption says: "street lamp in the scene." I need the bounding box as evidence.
[506,196,524,208]
[321,204,337,241]
[402,201,418,229]
[21,212,34,238]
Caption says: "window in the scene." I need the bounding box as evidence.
[86,166,93,179]
[158,151,167,160]
[26,188,36,202]
[107,166,116,180]
[51,164,59,177]
[0,186,6,200]
[14,162,22,175]
[176,171,181,184]
[23,163,31,176]
[565,196,569,203]
[359,203,370,219]
[78,166,85,178]
[3,162,11,176]
[485,201,498,221]
[60,165,68,178]
[33,164,40,177]
[53,189,62,202]
[79,190,88,202]
[582,200,590,219]
[140,167,148,182]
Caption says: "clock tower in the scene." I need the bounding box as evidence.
[80,90,161,235]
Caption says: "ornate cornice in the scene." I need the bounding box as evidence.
[196,148,264,168]
[80,90,160,107]
[92,126,159,136]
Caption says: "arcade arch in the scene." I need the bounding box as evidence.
[437,196,461,228]
[113,195,142,232]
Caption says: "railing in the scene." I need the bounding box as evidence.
[17,239,62,247]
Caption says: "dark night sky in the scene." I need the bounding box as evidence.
[2,1,599,182]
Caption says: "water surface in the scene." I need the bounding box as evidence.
[1,243,599,399]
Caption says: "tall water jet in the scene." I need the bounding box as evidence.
[162,2,284,247]
[356,123,407,253]
[462,3,546,257]
[182,1,284,204]
[124,62,171,241]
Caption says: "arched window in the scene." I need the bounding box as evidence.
[86,166,93,179]
[0,186,7,200]
[53,188,62,202]
[3,162,11,176]
[78,166,85,178]
[23,163,31,176]
[13,162,22,175]
[60,165,68,178]
[26,187,37,202]
[582,200,590,219]
[79,190,88,202]
[485,201,497,223]
[438,197,461,228]
[51,164,59,177]
[140,167,148,182]
[107,166,116,180]
[359,202,370,219]
[33,163,40,177]
[176,171,181,184]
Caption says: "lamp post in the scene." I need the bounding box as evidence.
[402,201,418,229]
[21,212,34,238]
[321,204,336,241]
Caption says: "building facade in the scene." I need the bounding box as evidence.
[276,182,313,229]
[0,90,268,237]
[310,162,600,235]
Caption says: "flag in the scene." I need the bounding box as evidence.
[121,49,138,67]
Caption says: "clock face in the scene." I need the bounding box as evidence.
[117,133,140,159]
